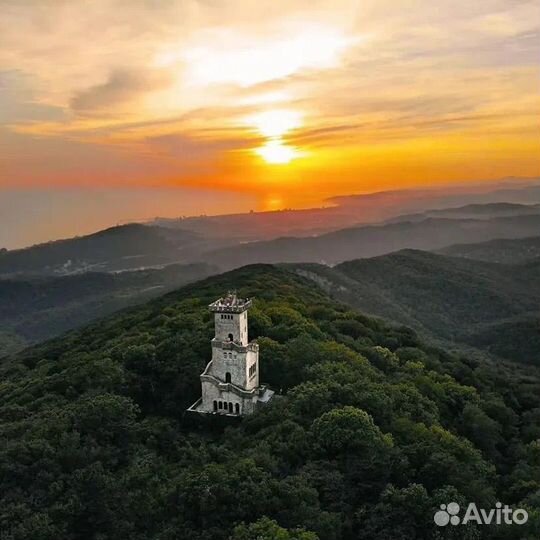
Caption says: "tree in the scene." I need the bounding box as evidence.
[355,483,432,540]
[231,516,318,540]
[311,406,393,457]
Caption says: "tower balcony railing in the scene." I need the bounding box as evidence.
[200,372,258,398]
[208,297,252,313]
[211,338,258,352]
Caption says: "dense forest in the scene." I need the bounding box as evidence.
[1,265,539,539]
[0,262,217,355]
[291,250,540,364]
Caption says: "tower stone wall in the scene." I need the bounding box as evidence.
[188,291,273,416]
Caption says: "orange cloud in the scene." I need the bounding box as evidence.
[0,0,538,207]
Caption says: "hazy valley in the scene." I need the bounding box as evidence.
[3,193,540,361]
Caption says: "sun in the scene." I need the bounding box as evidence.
[256,140,300,164]
[246,109,303,165]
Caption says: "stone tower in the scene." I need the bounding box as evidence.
[188,292,274,416]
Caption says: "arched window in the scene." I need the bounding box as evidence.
[213,400,217,412]
[218,401,222,409]
[235,403,240,414]
[228,333,234,341]
[225,372,231,383]
[229,402,233,413]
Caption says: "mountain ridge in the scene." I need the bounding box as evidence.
[0,223,222,277]
[205,214,540,269]
[290,249,540,364]
[440,235,540,264]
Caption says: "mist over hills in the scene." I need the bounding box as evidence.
[3,0,540,531]
[0,224,224,277]
[2,193,540,360]
[151,180,540,242]
[3,239,540,365]
[3,183,540,278]
[386,202,540,223]
[205,214,540,269]
[0,192,540,361]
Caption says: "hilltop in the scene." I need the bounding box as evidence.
[1,265,539,539]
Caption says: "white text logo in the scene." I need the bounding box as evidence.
[434,502,528,527]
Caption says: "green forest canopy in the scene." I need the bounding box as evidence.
[1,265,539,539]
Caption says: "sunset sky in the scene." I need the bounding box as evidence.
[1,0,539,248]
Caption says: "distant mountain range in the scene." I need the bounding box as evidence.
[151,180,540,241]
[2,198,540,361]
[0,223,225,277]
[2,199,540,277]
[440,235,540,264]
[291,250,540,364]
[386,202,540,223]
[3,239,540,363]
[205,213,540,269]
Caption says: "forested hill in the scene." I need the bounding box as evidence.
[291,250,540,364]
[0,223,221,276]
[440,235,540,264]
[0,262,218,355]
[1,265,539,539]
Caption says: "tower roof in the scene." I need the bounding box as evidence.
[209,291,252,313]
